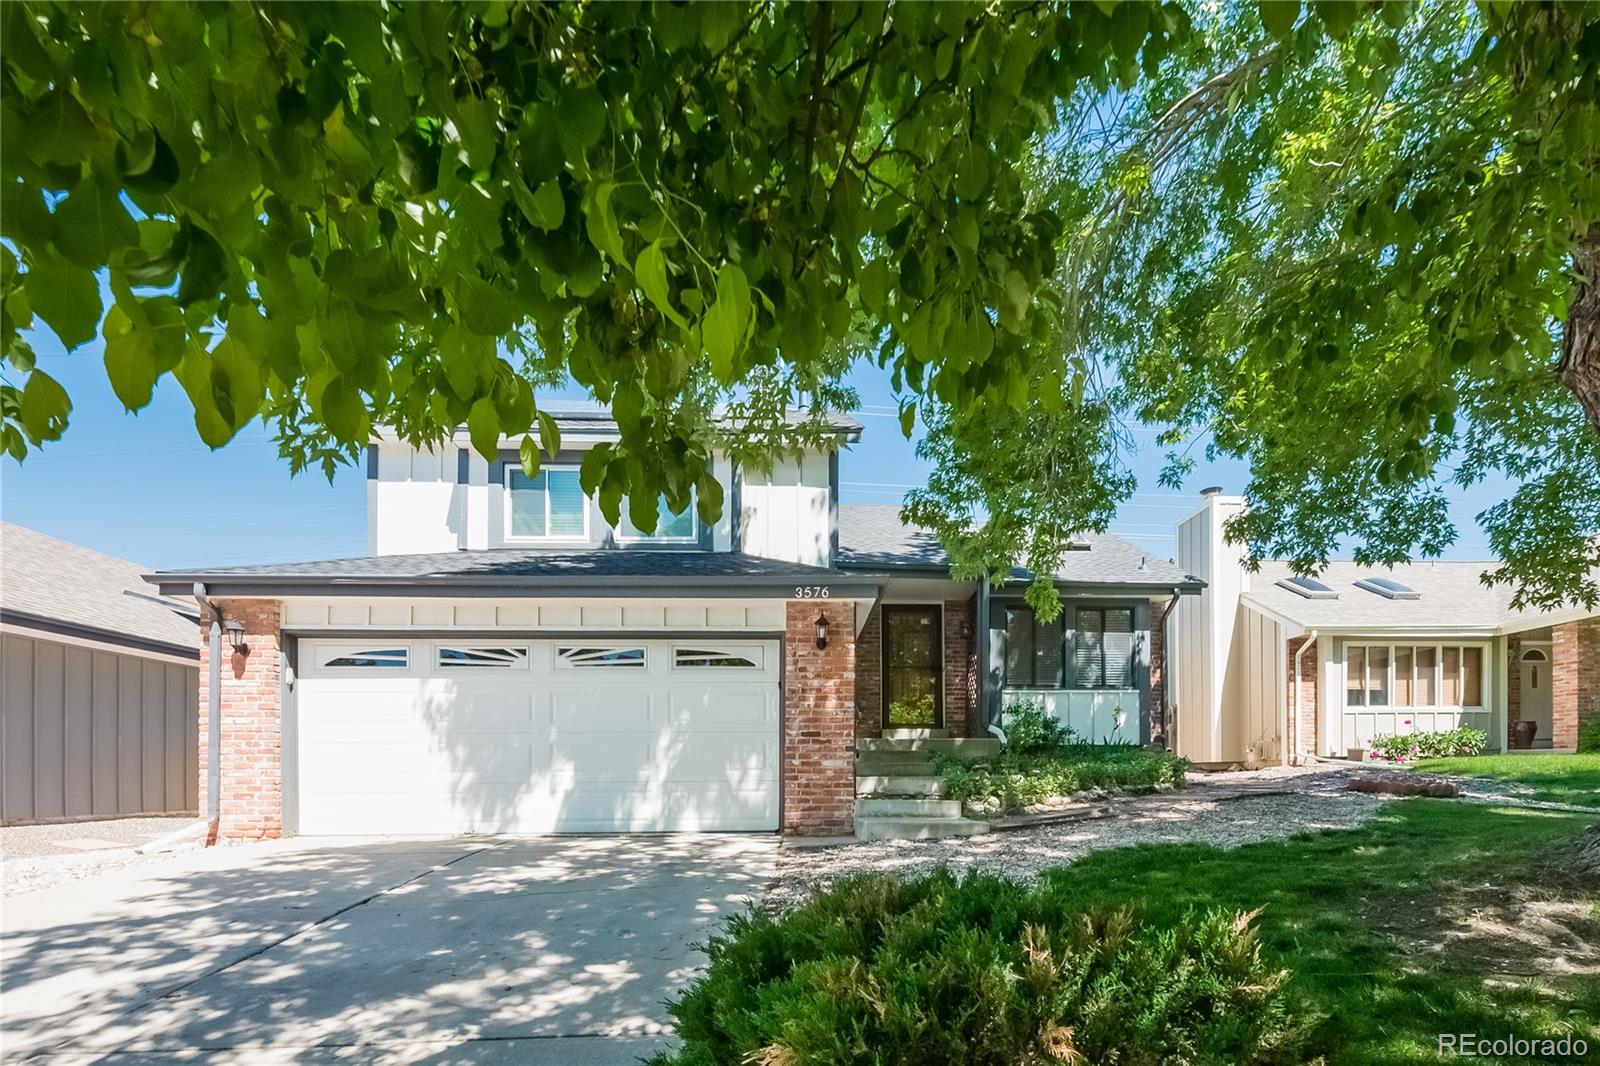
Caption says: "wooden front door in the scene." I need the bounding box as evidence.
[882,605,943,728]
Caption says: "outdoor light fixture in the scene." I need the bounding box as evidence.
[223,618,248,655]
[814,612,829,650]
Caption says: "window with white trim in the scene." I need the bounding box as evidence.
[435,646,530,669]
[319,647,408,669]
[555,646,646,668]
[1346,644,1486,708]
[508,467,587,540]
[617,491,697,542]
[674,646,761,669]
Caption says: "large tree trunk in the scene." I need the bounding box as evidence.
[1559,221,1600,436]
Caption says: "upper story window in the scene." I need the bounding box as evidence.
[508,467,587,540]
[618,492,697,543]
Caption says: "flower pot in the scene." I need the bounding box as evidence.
[1511,720,1538,750]
[1347,747,1367,763]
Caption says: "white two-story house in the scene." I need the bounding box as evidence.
[148,408,1200,841]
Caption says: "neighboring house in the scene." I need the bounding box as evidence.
[0,523,199,824]
[1171,490,1600,765]
[144,409,1200,841]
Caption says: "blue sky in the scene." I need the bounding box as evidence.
[2,322,1502,571]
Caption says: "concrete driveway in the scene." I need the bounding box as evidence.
[1,834,778,1063]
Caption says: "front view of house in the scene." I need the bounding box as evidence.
[147,410,1199,841]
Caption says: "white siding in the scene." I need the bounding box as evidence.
[369,441,747,556]
[738,453,832,566]
[370,443,459,555]
[1220,605,1287,763]
[1170,493,1251,763]
[281,597,789,633]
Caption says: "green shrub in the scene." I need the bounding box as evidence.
[1000,697,1071,754]
[1369,726,1487,763]
[652,870,1309,1065]
[936,744,1188,811]
[1579,706,1600,754]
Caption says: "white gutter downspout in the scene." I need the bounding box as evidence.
[194,582,223,842]
[1291,631,1319,766]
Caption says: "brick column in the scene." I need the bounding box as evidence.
[1147,597,1169,746]
[943,597,978,737]
[784,600,856,836]
[197,599,283,841]
[1286,636,1319,759]
[1552,617,1600,751]
[854,604,882,738]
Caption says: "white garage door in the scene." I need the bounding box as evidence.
[293,638,779,835]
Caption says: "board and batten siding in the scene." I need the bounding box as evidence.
[1,633,198,823]
[1170,494,1250,762]
[1221,604,1289,762]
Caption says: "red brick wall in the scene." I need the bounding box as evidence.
[943,597,978,737]
[1286,636,1319,759]
[1147,597,1169,745]
[854,604,882,738]
[1552,617,1600,750]
[784,600,856,836]
[197,599,283,842]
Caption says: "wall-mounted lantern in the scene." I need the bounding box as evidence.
[814,612,830,650]
[223,618,249,655]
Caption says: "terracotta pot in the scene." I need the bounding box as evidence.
[1511,720,1538,749]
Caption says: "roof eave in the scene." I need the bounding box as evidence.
[149,571,887,600]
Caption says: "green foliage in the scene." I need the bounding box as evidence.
[652,869,1307,1066]
[1580,708,1600,755]
[1368,726,1487,763]
[999,697,1072,754]
[937,742,1189,811]
[913,1,1600,612]
[0,0,1191,518]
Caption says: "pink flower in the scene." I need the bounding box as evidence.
[1403,719,1412,726]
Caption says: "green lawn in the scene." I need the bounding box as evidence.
[1028,801,1599,1064]
[1414,753,1600,808]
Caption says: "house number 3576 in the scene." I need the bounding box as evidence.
[793,586,831,598]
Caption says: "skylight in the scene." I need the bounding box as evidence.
[1276,575,1338,600]
[1354,576,1421,600]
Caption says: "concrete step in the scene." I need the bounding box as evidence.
[857,737,1003,756]
[881,728,948,740]
[856,797,963,818]
[856,774,946,797]
[855,815,990,841]
[854,754,937,776]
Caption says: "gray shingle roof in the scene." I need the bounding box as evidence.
[147,549,882,597]
[1244,559,1532,630]
[837,504,1201,589]
[1,523,198,656]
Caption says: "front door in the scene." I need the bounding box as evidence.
[882,605,943,729]
[1519,647,1552,744]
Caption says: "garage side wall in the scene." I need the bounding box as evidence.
[784,600,856,836]
[198,600,283,841]
[1,633,198,824]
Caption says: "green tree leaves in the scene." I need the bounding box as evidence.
[1,0,1190,528]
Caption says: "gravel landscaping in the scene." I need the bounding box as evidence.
[2,817,202,897]
[772,770,1392,910]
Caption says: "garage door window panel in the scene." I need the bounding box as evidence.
[436,646,531,669]
[673,646,762,669]
[556,646,647,668]
[317,646,410,670]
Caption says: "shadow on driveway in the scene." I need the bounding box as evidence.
[2,834,777,1063]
